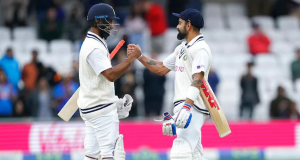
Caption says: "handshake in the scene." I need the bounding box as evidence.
[126,44,142,62]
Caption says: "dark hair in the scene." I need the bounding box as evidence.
[247,62,254,67]
[6,47,12,52]
[32,50,38,54]
[193,26,200,33]
[88,20,97,27]
[129,3,137,18]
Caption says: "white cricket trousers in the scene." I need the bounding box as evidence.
[174,103,209,155]
[83,108,119,160]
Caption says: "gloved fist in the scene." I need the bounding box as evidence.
[163,112,176,136]
[117,94,133,119]
[175,103,192,129]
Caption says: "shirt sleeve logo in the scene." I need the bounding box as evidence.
[179,48,185,59]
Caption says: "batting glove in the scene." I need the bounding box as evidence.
[175,103,192,129]
[162,112,176,136]
[117,94,133,119]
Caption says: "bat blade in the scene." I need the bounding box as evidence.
[57,88,79,121]
[200,79,231,138]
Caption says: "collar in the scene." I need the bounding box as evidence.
[87,31,108,48]
[185,34,204,48]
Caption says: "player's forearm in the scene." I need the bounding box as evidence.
[106,58,132,82]
[185,72,204,105]
[191,72,204,89]
[138,55,165,75]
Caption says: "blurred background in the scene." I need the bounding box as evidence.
[0,0,300,159]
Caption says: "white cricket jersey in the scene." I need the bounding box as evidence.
[163,34,212,115]
[77,31,118,119]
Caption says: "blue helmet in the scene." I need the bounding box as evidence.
[87,3,119,21]
[87,3,120,39]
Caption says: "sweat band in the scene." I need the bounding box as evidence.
[186,86,199,102]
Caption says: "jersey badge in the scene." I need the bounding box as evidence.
[183,55,187,61]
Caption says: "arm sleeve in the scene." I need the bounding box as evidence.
[87,48,112,75]
[163,51,176,71]
[191,49,210,75]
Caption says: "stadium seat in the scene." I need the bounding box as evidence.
[296,79,300,92]
[224,3,246,18]
[277,52,295,66]
[231,29,251,42]
[277,16,300,31]
[203,3,223,18]
[203,18,226,30]
[252,16,275,30]
[265,29,286,43]
[157,52,170,62]
[14,52,31,68]
[11,40,25,53]
[258,80,272,102]
[217,67,244,79]
[228,17,251,30]
[285,30,300,42]
[207,30,236,42]
[164,29,182,53]
[277,79,295,98]
[258,78,287,103]
[270,41,294,54]
[0,41,12,56]
[254,54,278,68]
[208,42,223,54]
[218,95,240,120]
[49,53,74,74]
[24,40,48,53]
[37,52,50,66]
[253,102,270,120]
[260,78,295,99]
[215,54,252,68]
[221,41,248,54]
[253,67,280,80]
[49,40,73,53]
[142,28,151,53]
[0,27,11,41]
[13,27,37,41]
[201,30,214,42]
[292,40,300,49]
[217,80,240,120]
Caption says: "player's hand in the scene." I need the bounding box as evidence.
[175,103,192,129]
[127,44,134,56]
[127,44,141,60]
[162,112,176,136]
[117,94,133,119]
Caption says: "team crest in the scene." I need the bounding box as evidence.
[183,55,187,61]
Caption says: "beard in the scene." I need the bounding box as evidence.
[177,29,187,40]
[98,27,110,40]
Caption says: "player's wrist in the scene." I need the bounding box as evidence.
[125,57,132,65]
[138,54,143,60]
[186,86,199,102]
[182,103,192,110]
[128,54,138,60]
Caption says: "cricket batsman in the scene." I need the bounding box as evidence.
[78,3,141,160]
[128,9,212,160]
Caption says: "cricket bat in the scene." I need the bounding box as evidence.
[200,79,231,138]
[58,40,125,122]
